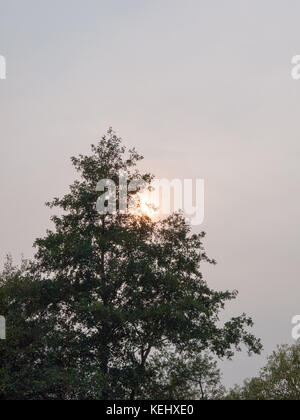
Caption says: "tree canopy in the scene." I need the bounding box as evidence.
[0,129,262,400]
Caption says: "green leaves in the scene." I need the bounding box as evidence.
[227,343,300,400]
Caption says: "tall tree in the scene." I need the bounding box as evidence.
[32,128,261,399]
[0,129,262,399]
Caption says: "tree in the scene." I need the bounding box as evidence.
[0,257,47,400]
[0,257,89,400]
[227,342,300,400]
[140,350,225,400]
[0,129,262,399]
[32,128,261,399]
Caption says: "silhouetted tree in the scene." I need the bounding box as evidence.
[0,129,262,399]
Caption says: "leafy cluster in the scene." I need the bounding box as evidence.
[227,343,300,400]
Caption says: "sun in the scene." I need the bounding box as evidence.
[135,190,158,219]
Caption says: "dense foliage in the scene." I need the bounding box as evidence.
[0,129,262,400]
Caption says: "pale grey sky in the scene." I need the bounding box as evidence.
[1,0,300,387]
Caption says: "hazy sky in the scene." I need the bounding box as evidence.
[1,0,300,387]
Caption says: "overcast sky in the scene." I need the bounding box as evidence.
[1,0,300,387]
